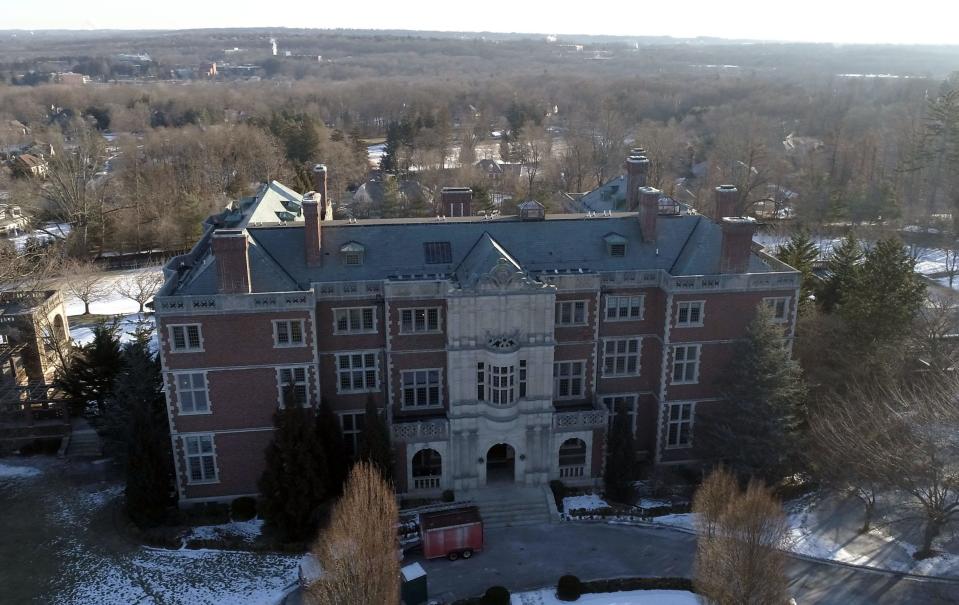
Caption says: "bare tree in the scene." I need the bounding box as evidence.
[305,462,399,605]
[116,269,165,313]
[62,258,106,315]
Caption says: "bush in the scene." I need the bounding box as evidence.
[549,480,567,510]
[581,577,695,593]
[481,585,510,605]
[557,574,583,601]
[231,497,257,521]
[442,489,455,502]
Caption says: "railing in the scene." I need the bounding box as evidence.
[317,280,384,300]
[667,271,799,293]
[559,465,585,479]
[155,291,314,314]
[391,418,449,442]
[412,476,441,490]
[553,409,608,432]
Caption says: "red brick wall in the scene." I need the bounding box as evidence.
[177,429,273,501]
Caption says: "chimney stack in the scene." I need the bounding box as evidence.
[625,154,650,211]
[441,187,473,217]
[312,164,328,220]
[720,217,760,274]
[212,229,251,294]
[714,184,739,221]
[638,186,660,243]
[303,199,322,266]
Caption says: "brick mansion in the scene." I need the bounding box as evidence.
[154,153,800,504]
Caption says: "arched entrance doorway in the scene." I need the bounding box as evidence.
[486,443,515,484]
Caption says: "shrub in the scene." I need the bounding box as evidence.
[442,489,455,502]
[581,577,695,593]
[231,497,257,521]
[549,480,567,510]
[481,585,510,605]
[557,574,582,601]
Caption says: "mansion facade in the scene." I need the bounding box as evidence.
[155,157,800,504]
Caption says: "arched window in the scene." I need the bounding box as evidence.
[558,438,587,479]
[411,449,442,490]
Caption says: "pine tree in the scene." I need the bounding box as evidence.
[315,399,350,497]
[380,177,402,218]
[259,404,328,543]
[60,319,123,417]
[603,406,637,504]
[357,397,393,483]
[701,305,807,484]
[817,232,862,313]
[775,230,819,311]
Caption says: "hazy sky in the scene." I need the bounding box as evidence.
[3,0,957,45]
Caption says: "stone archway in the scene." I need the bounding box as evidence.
[486,443,515,484]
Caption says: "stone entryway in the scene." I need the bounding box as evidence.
[485,443,515,484]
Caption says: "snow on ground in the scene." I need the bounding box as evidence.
[187,519,264,544]
[69,313,156,348]
[511,588,699,605]
[650,513,698,531]
[638,498,673,509]
[7,222,71,251]
[564,494,609,513]
[0,462,43,480]
[63,266,164,317]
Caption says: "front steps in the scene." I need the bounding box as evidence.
[461,485,553,529]
[66,426,102,458]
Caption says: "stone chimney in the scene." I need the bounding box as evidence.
[441,187,473,217]
[638,186,660,243]
[303,199,322,266]
[625,154,650,211]
[714,184,739,220]
[720,217,760,274]
[212,229,251,294]
[312,164,328,219]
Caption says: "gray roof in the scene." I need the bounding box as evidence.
[578,175,627,213]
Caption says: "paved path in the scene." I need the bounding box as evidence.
[408,523,959,604]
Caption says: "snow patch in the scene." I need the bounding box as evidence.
[650,513,697,531]
[0,461,42,479]
[187,519,264,543]
[564,494,609,513]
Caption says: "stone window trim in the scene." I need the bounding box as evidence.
[665,401,695,449]
[553,359,587,400]
[604,294,645,321]
[182,433,219,485]
[602,393,638,433]
[332,306,378,335]
[338,410,365,458]
[399,307,442,334]
[335,351,380,394]
[400,368,443,410]
[601,337,642,377]
[173,370,211,415]
[675,300,706,328]
[272,319,306,348]
[671,344,702,385]
[763,297,791,323]
[168,323,204,353]
[276,365,310,408]
[555,300,589,326]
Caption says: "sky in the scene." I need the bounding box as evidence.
[2,0,958,45]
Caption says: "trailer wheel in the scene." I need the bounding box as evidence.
[447,551,459,561]
[462,549,473,559]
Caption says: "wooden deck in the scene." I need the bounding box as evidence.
[0,383,70,450]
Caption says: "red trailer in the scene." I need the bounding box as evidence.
[420,506,484,561]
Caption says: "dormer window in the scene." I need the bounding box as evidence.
[518,200,545,221]
[340,241,365,266]
[604,233,627,257]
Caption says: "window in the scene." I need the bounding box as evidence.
[519,359,528,398]
[489,365,515,405]
[556,300,587,326]
[609,243,626,257]
[340,242,365,266]
[169,324,202,352]
[602,394,638,433]
[412,449,442,490]
[401,369,442,409]
[763,297,790,322]
[175,372,209,414]
[400,308,441,334]
[0,334,8,345]
[558,438,587,478]
[672,345,701,384]
[274,319,305,347]
[554,361,585,399]
[605,295,644,321]
[476,362,485,401]
[183,435,217,483]
[603,338,641,377]
[333,307,376,334]
[667,402,694,448]
[336,352,379,393]
[604,233,628,257]
[278,366,308,407]
[423,241,453,264]
[676,301,704,327]
[340,412,365,458]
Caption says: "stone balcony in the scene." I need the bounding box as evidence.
[552,407,608,432]
[391,417,449,442]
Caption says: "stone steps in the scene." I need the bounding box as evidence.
[66,429,102,458]
[462,486,553,529]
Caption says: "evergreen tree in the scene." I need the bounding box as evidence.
[380,177,403,218]
[603,406,637,504]
[470,183,496,214]
[357,397,393,483]
[59,319,123,416]
[315,398,350,497]
[259,404,329,543]
[701,305,807,484]
[775,230,819,311]
[818,233,863,313]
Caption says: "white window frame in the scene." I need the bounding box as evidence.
[399,307,442,334]
[168,323,203,352]
[333,306,377,335]
[602,337,642,377]
[602,394,638,433]
[273,319,306,347]
[335,351,380,394]
[675,301,705,328]
[339,411,365,458]
[277,365,310,407]
[666,401,695,449]
[763,297,790,323]
[182,433,219,484]
[174,371,210,415]
[555,300,588,326]
[671,344,701,385]
[553,360,586,400]
[605,295,645,321]
[401,368,443,410]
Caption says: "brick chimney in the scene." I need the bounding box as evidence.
[441,187,473,217]
[212,229,251,294]
[638,186,660,243]
[625,154,650,211]
[714,184,739,220]
[720,217,760,274]
[312,164,328,219]
[303,199,322,266]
